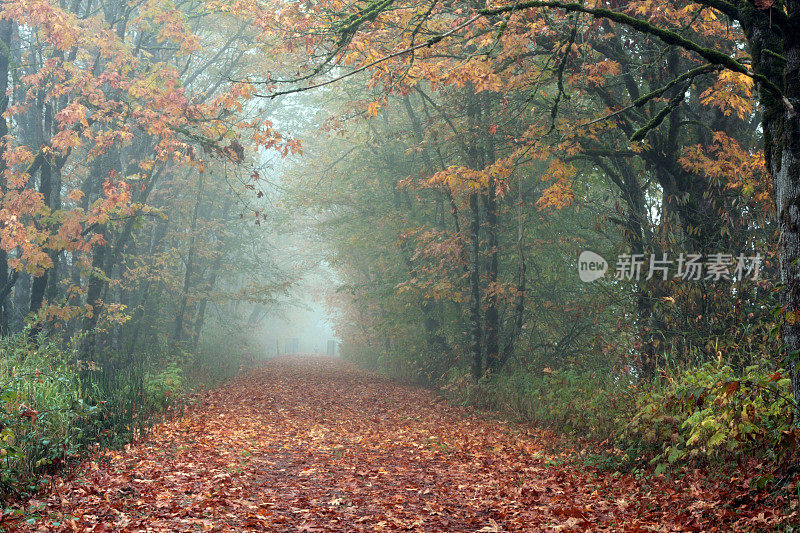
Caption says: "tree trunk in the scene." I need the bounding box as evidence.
[481,92,500,374]
[127,217,169,355]
[769,65,800,423]
[81,232,106,357]
[45,171,63,306]
[29,155,53,320]
[12,273,29,332]
[468,192,482,381]
[399,95,453,361]
[0,20,15,334]
[742,2,800,424]
[502,174,526,363]
[171,172,205,350]
[80,152,116,357]
[483,181,500,373]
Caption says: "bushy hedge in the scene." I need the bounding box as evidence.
[0,341,99,492]
[442,365,637,442]
[444,361,796,477]
[623,362,796,476]
[0,333,264,496]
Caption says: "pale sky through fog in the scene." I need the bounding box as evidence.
[264,297,337,355]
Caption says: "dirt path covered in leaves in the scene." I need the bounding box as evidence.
[11,356,787,531]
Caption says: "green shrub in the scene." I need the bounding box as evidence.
[623,362,796,476]
[443,365,638,442]
[0,337,101,493]
[0,331,263,495]
[442,359,798,480]
[144,363,184,412]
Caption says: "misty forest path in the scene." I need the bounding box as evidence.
[16,357,781,532]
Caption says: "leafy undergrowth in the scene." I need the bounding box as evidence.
[4,357,795,532]
[0,333,262,498]
[444,362,800,484]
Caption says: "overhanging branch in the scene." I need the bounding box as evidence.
[478,1,785,101]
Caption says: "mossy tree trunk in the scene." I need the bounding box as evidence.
[740,0,800,423]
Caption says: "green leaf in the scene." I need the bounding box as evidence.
[667,447,683,464]
[707,430,727,448]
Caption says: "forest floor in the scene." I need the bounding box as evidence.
[6,356,792,532]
